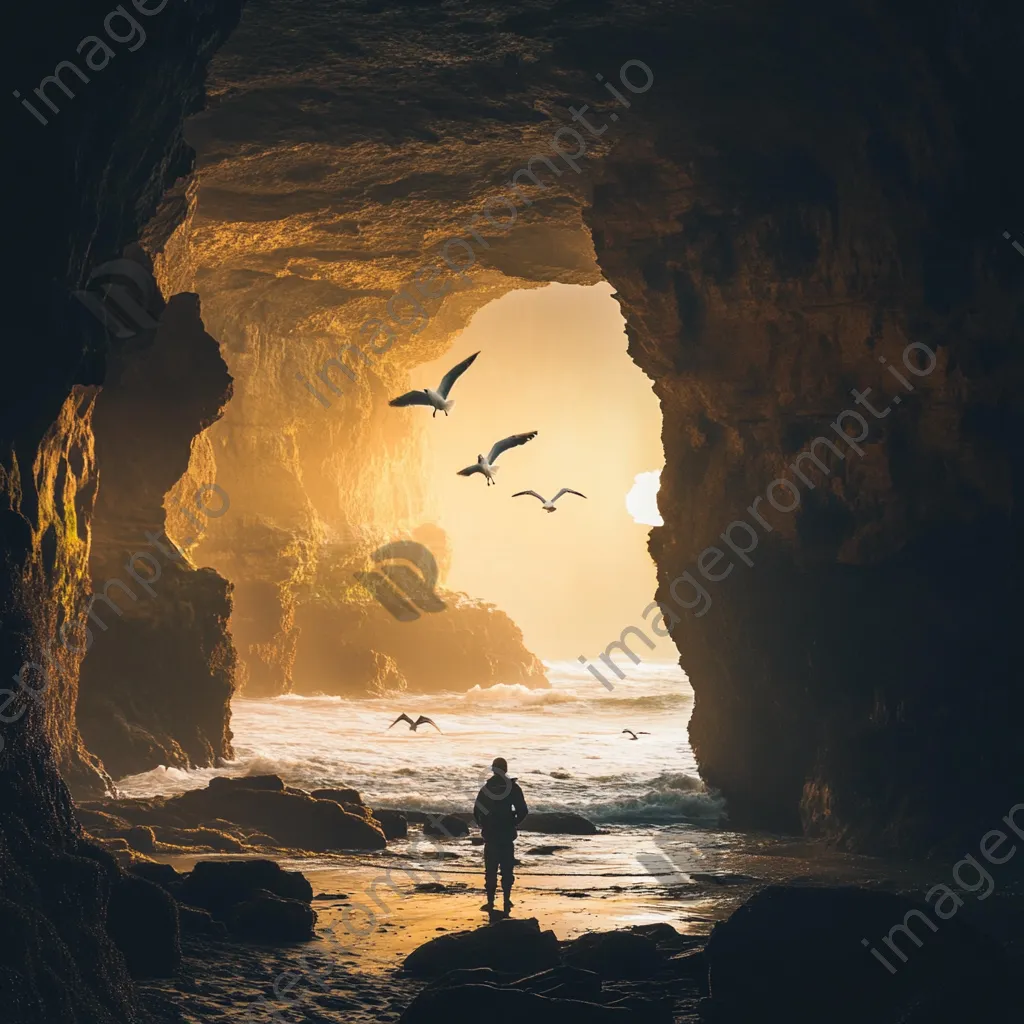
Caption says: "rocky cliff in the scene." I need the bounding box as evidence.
[3,0,243,1019]
[581,0,1024,852]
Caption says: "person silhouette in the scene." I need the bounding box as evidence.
[473,756,529,915]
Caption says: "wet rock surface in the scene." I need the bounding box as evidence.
[520,812,600,835]
[403,917,562,977]
[84,775,410,856]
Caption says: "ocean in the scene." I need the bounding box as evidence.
[119,661,923,944]
[118,661,722,826]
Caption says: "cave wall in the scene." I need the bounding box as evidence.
[76,244,237,781]
[2,0,243,1018]
[578,0,1024,852]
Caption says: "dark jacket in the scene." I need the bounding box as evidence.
[473,774,528,842]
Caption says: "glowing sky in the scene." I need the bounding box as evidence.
[414,282,679,664]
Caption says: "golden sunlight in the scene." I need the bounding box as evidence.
[413,282,678,662]
[626,470,664,526]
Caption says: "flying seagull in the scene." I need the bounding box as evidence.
[389,351,480,417]
[457,431,538,486]
[622,729,650,740]
[389,714,443,733]
[512,488,587,513]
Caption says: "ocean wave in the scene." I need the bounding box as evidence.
[453,683,584,706]
[576,787,726,826]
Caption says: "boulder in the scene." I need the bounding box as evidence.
[106,875,181,979]
[311,787,364,806]
[177,859,313,920]
[372,809,408,840]
[208,774,285,793]
[403,918,560,977]
[423,814,470,838]
[399,983,643,1023]
[520,813,598,835]
[704,885,1010,1024]
[167,782,386,851]
[228,890,317,943]
[562,929,663,979]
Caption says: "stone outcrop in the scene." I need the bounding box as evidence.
[84,775,391,851]
[76,275,236,780]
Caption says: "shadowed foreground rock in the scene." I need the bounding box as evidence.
[400,923,698,1023]
[403,918,561,977]
[177,859,313,918]
[133,858,317,944]
[705,885,1011,1024]
[105,874,182,979]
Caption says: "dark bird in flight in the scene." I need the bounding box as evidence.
[622,729,650,740]
[457,431,538,486]
[512,488,587,512]
[389,351,480,417]
[389,714,443,733]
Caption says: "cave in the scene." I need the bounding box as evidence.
[5,1,1024,1021]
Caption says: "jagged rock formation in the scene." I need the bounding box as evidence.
[3,0,243,1019]
[76,262,237,780]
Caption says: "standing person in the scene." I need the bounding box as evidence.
[473,756,529,915]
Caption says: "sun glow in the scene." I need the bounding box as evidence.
[626,470,664,526]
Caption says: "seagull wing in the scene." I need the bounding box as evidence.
[389,714,415,729]
[552,488,587,503]
[512,490,546,503]
[389,391,433,408]
[457,464,485,477]
[487,431,538,465]
[414,716,442,733]
[437,351,480,399]
[622,729,637,739]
